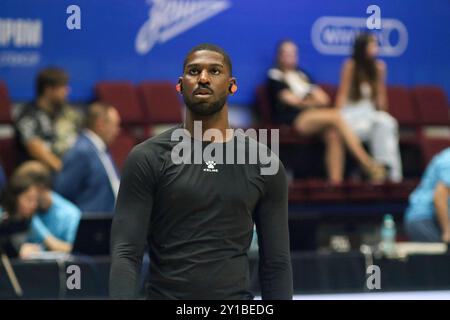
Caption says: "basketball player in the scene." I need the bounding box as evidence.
[109,44,293,300]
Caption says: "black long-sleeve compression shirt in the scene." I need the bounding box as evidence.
[109,125,293,299]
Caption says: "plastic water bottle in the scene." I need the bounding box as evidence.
[381,214,396,257]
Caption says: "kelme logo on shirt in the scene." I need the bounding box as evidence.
[203,160,218,173]
[170,121,280,176]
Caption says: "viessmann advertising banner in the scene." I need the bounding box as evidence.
[0,0,449,105]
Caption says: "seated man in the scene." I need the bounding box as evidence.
[14,67,83,172]
[405,147,450,243]
[15,161,81,253]
[54,103,121,214]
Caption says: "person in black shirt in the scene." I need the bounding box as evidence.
[109,44,293,300]
[14,67,82,172]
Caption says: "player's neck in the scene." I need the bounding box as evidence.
[184,105,232,142]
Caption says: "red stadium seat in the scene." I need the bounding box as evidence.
[0,81,13,124]
[411,86,450,126]
[384,179,419,201]
[289,179,419,203]
[109,131,136,172]
[387,86,422,161]
[95,81,146,126]
[137,81,183,124]
[343,180,387,202]
[420,137,450,167]
[303,179,346,202]
[317,83,337,106]
[0,137,18,177]
[255,84,273,125]
[387,86,418,126]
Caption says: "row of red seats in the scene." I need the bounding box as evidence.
[1,80,449,204]
[256,83,450,127]
[0,80,184,172]
[2,81,449,129]
[0,81,185,126]
[95,81,183,128]
[255,83,450,202]
[255,83,450,166]
[95,81,185,170]
[289,179,419,203]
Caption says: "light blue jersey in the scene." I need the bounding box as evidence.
[28,192,81,245]
[405,148,450,222]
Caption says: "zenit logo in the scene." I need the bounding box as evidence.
[311,16,408,57]
[135,0,231,55]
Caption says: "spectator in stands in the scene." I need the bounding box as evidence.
[0,171,40,258]
[15,161,81,253]
[335,33,402,182]
[54,103,121,214]
[405,147,450,243]
[267,39,386,183]
[14,67,83,172]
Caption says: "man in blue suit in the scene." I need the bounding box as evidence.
[54,103,122,214]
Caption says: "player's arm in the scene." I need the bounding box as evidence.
[109,146,155,299]
[434,182,450,243]
[254,158,293,300]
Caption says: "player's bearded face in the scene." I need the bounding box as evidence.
[182,87,227,116]
[181,50,232,116]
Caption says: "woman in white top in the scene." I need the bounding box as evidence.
[267,40,386,183]
[336,33,402,182]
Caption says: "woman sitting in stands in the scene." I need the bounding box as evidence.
[267,39,386,183]
[335,32,402,182]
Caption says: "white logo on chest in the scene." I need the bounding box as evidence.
[203,160,218,173]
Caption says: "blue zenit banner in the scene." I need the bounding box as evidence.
[0,0,449,105]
